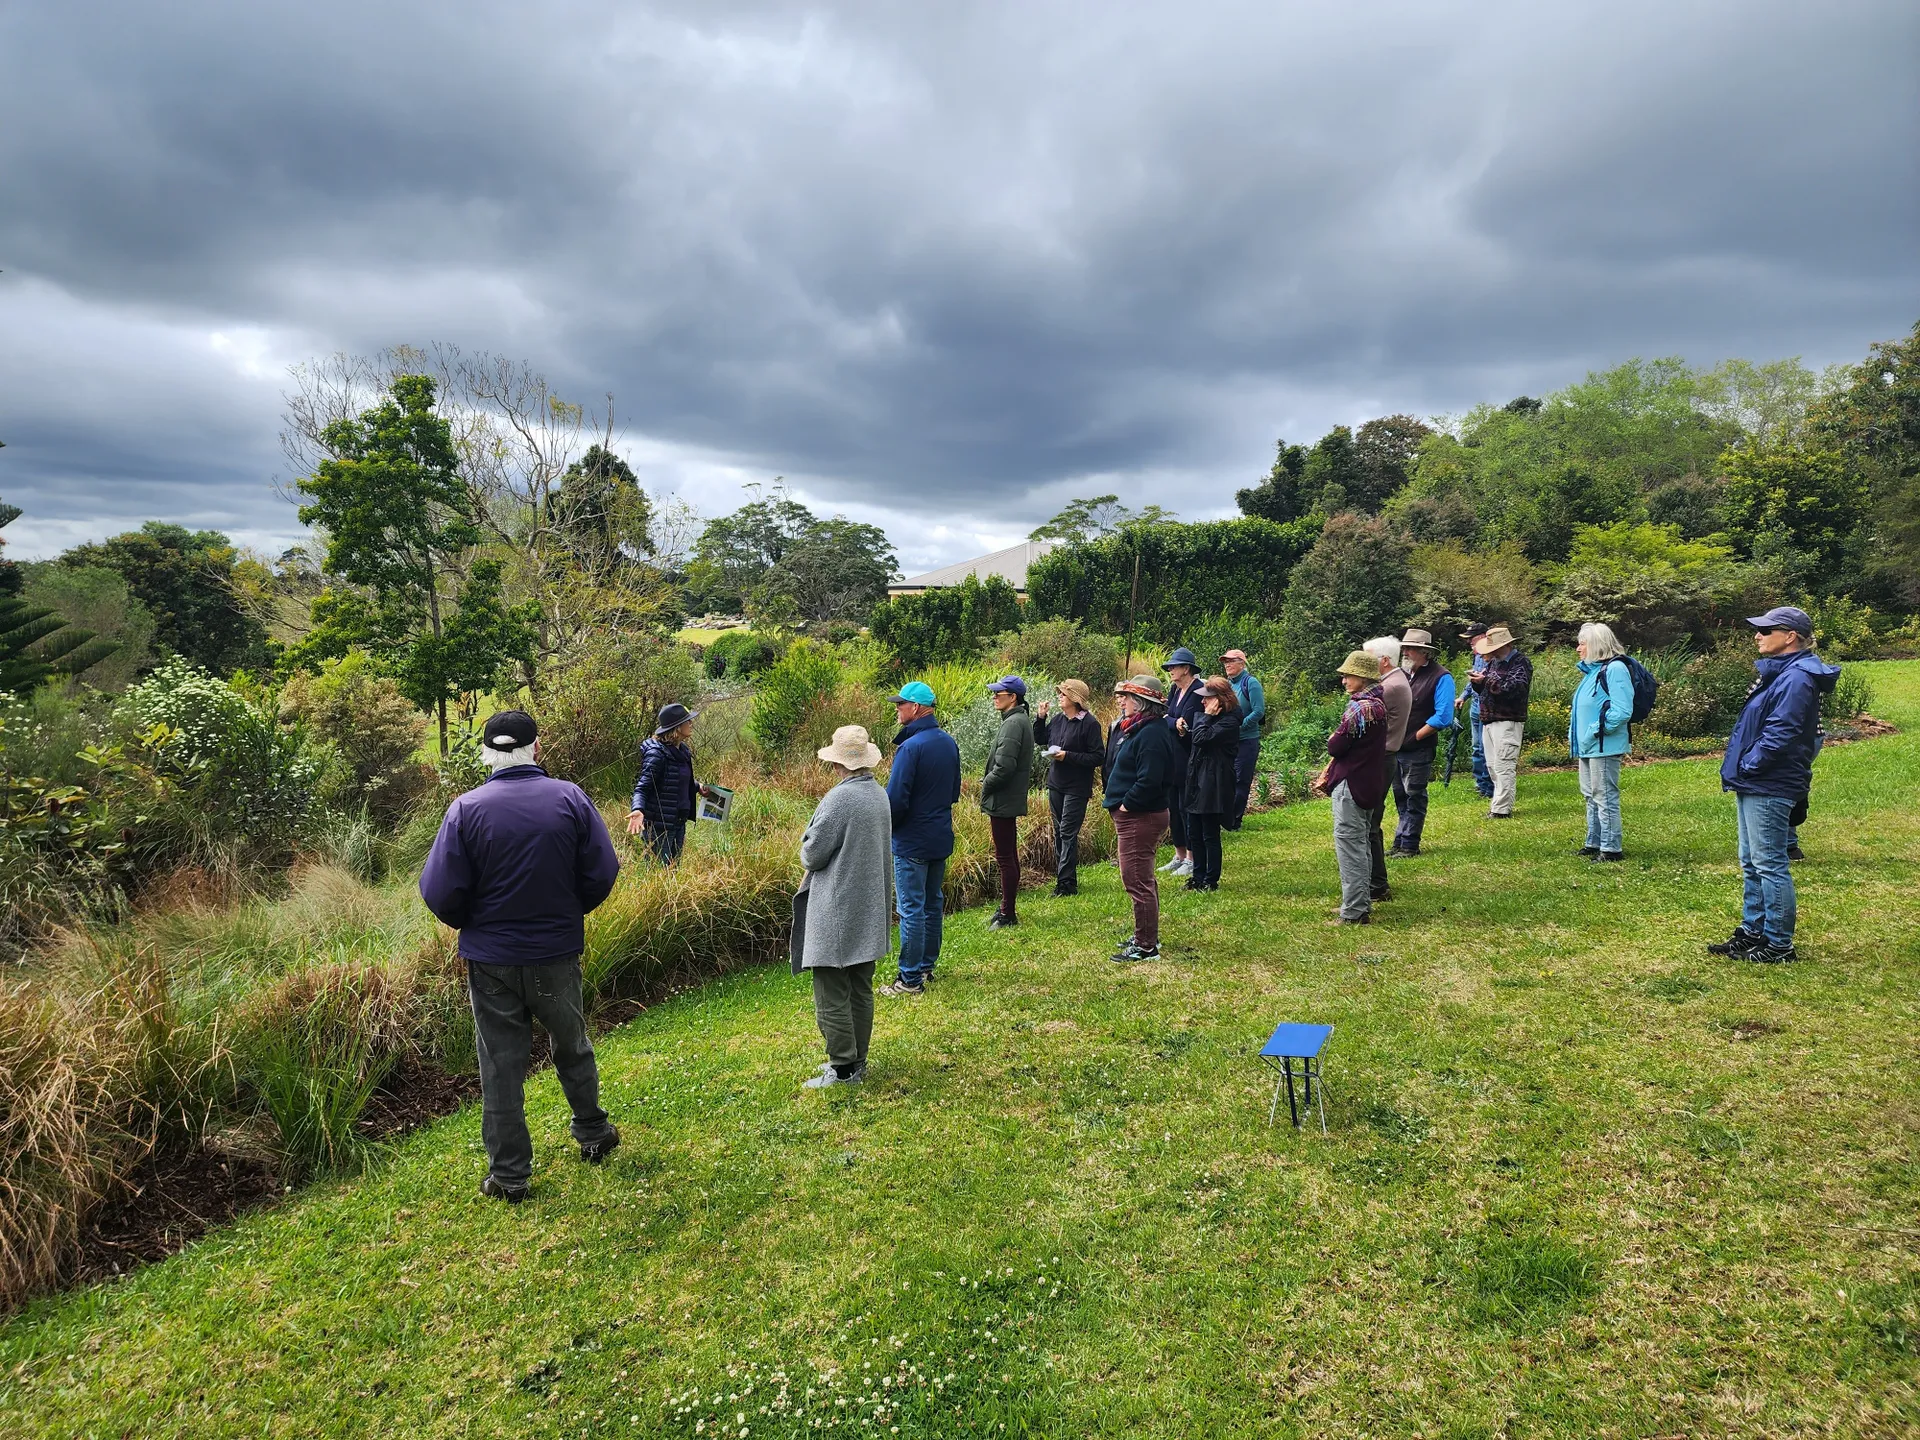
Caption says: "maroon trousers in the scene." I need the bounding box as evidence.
[989,816,1020,917]
[1113,807,1170,947]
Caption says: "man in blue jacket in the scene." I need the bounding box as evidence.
[420,710,623,1201]
[880,681,961,996]
[1221,648,1266,829]
[1708,607,1840,965]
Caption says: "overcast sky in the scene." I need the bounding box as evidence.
[2,1,1914,573]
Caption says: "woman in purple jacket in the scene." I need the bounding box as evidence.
[1316,652,1391,925]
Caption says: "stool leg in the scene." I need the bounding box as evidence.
[1284,1058,1300,1128]
[1314,1059,1328,1134]
[1267,1066,1282,1127]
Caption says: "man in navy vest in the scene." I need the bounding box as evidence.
[420,710,622,1201]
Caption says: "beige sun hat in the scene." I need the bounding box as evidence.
[1399,627,1438,651]
[1336,649,1380,681]
[1471,625,1517,655]
[816,724,882,769]
[1056,678,1091,707]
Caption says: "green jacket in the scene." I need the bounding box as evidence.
[979,702,1035,818]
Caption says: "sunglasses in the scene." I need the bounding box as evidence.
[1753,627,1782,636]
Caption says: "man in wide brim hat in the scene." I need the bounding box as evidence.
[1466,624,1533,818]
[1158,650,1204,880]
[1389,629,1455,859]
[1318,652,1391,925]
[1471,625,1518,656]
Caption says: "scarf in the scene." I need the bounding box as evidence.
[1118,706,1160,737]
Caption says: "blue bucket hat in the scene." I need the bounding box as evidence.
[986,675,1027,698]
[1747,606,1813,636]
[889,680,937,706]
[1162,647,1199,671]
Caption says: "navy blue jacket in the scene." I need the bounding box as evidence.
[1103,715,1178,814]
[1721,650,1840,799]
[1034,710,1104,796]
[419,765,621,965]
[1164,679,1205,793]
[886,714,962,861]
[630,737,698,825]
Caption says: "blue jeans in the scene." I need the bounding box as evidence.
[1735,793,1796,948]
[1578,755,1622,853]
[893,854,946,986]
[1469,697,1494,799]
[643,820,686,865]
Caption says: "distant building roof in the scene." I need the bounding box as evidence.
[888,540,1056,596]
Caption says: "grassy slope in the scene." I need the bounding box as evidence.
[4,664,1918,1439]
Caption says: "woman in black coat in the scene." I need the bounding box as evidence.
[1182,676,1242,891]
[1034,679,1104,896]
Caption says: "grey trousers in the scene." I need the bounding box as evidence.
[1330,781,1372,921]
[1483,720,1524,816]
[811,962,875,1073]
[467,958,614,1188]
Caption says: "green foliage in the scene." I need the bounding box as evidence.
[1720,445,1864,585]
[1278,513,1414,683]
[686,482,896,625]
[992,618,1123,694]
[1026,517,1322,646]
[1029,494,1178,544]
[58,521,267,676]
[19,563,153,691]
[749,641,843,755]
[1255,690,1347,804]
[534,639,703,801]
[702,628,786,680]
[1544,522,1754,648]
[548,444,653,578]
[1172,607,1286,677]
[277,653,428,827]
[870,574,1024,670]
[1237,417,1431,521]
[1408,541,1540,651]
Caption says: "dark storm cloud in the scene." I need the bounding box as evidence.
[1,0,1914,561]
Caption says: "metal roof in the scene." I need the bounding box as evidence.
[888,540,1056,594]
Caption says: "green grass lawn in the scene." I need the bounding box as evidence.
[5,665,1918,1438]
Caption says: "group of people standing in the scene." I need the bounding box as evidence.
[416,602,1840,1193]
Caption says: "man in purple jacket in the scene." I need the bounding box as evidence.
[420,710,623,1202]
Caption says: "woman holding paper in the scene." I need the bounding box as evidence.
[1032,679,1104,897]
[626,702,719,865]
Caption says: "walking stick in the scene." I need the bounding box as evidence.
[1442,717,1460,788]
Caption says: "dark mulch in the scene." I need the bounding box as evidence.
[68,1145,285,1289]
[357,1055,481,1141]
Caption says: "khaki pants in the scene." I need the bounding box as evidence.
[811,962,875,1073]
[1482,720,1524,816]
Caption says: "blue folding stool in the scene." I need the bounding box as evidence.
[1260,1022,1331,1131]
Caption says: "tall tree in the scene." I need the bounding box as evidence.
[685,482,897,625]
[1279,513,1414,684]
[1236,442,1312,523]
[294,374,534,754]
[1,500,119,694]
[59,522,267,674]
[1030,494,1177,544]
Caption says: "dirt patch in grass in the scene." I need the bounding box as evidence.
[357,1056,482,1141]
[1721,1018,1783,1042]
[68,1144,284,1288]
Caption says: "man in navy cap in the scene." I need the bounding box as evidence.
[420,710,623,1201]
[1707,607,1840,965]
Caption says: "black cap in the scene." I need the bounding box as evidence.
[481,709,538,752]
[1460,621,1491,640]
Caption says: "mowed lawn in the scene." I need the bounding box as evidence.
[5,665,1918,1439]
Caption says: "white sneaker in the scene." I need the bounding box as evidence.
[1171,858,1194,876]
[1157,857,1181,872]
[803,1063,867,1089]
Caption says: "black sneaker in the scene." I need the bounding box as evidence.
[986,911,1017,929]
[1110,942,1160,963]
[480,1176,529,1204]
[1372,887,1393,902]
[1573,846,1599,858]
[1052,882,1077,897]
[1594,851,1624,863]
[1786,845,1806,862]
[1747,943,1799,964]
[1706,928,1762,956]
[580,1126,621,1165]
[1389,846,1419,858]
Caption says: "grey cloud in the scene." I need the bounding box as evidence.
[1,0,1913,560]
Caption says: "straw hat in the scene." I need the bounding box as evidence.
[816,724,882,769]
[1399,627,1438,651]
[1055,678,1091,707]
[1336,650,1379,681]
[1114,674,1166,704]
[1471,625,1517,655]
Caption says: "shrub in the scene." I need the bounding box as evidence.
[1172,608,1287,678]
[869,575,1024,670]
[535,639,704,801]
[278,653,428,827]
[1279,513,1414,684]
[1026,517,1322,646]
[750,642,842,755]
[703,629,785,681]
[1543,522,1753,649]
[992,618,1122,694]
[1408,541,1540,653]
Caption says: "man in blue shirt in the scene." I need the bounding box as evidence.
[1707,607,1839,965]
[1455,621,1497,801]
[879,681,961,996]
[1388,628,1456,857]
[1221,648,1266,830]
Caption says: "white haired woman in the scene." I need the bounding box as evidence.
[1570,622,1633,861]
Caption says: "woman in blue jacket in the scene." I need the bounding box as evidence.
[1568,623,1633,862]
[626,703,717,865]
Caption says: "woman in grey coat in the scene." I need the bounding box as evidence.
[797,725,894,1088]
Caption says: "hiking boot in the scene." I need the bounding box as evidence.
[1706,927,1762,956]
[1747,943,1799,965]
[1389,846,1420,858]
[879,979,925,998]
[481,1175,529,1204]
[1110,942,1160,963]
[986,911,1017,929]
[1594,850,1624,863]
[803,1062,866,1089]
[579,1127,621,1165]
[1786,845,1806,862]
[1372,886,1393,902]
[1052,882,1078,897]
[1328,910,1370,925]
[1572,846,1599,858]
